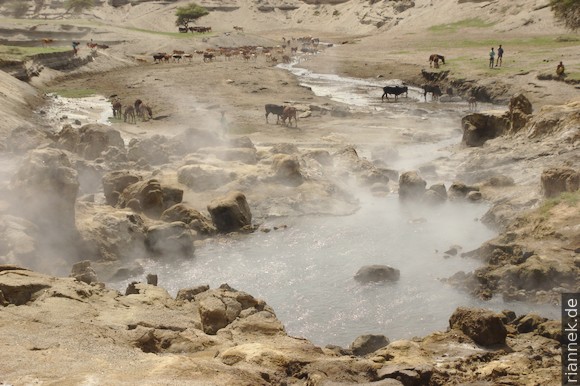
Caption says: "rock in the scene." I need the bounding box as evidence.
[199,147,258,164]
[160,204,216,235]
[69,260,98,284]
[449,307,507,346]
[350,334,390,356]
[177,164,236,191]
[198,294,238,335]
[176,284,210,301]
[127,136,169,165]
[540,167,579,198]
[146,273,158,286]
[508,93,532,133]
[55,124,80,152]
[398,171,426,201]
[304,149,333,166]
[271,154,303,184]
[229,136,255,149]
[77,124,125,160]
[423,183,447,205]
[448,182,479,200]
[145,222,194,259]
[461,112,510,147]
[354,265,400,283]
[270,143,299,154]
[516,313,547,333]
[117,179,165,218]
[161,186,184,211]
[207,191,252,232]
[537,320,562,342]
[466,191,483,201]
[102,170,142,206]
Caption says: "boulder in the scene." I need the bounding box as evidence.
[516,313,547,333]
[304,149,333,166]
[354,265,400,283]
[55,124,80,152]
[207,191,252,232]
[540,167,579,198]
[461,112,510,147]
[69,260,98,284]
[350,334,390,356]
[117,179,165,218]
[161,204,216,235]
[271,154,303,184]
[145,222,194,259]
[270,143,299,154]
[398,171,426,201]
[449,307,507,346]
[448,182,479,200]
[229,136,255,149]
[177,164,236,192]
[127,136,169,165]
[102,170,142,206]
[77,124,125,160]
[198,295,229,335]
[423,183,447,205]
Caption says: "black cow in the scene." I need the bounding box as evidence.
[422,85,442,101]
[265,104,285,124]
[153,53,166,63]
[381,85,408,101]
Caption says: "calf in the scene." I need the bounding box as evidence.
[280,106,298,127]
[381,85,408,101]
[265,104,285,124]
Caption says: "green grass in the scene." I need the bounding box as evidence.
[429,18,495,33]
[46,88,97,98]
[539,191,580,218]
[0,45,70,61]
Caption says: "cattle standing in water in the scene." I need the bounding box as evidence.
[422,85,442,101]
[265,104,285,124]
[123,106,136,123]
[381,86,408,102]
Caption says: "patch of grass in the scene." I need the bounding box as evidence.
[429,18,495,33]
[539,191,580,218]
[46,88,97,98]
[0,45,69,61]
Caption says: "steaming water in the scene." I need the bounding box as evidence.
[110,63,558,347]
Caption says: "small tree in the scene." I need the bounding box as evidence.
[550,0,580,31]
[64,0,94,14]
[175,2,209,29]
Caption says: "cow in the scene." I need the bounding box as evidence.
[123,106,136,123]
[422,85,442,101]
[265,104,285,124]
[203,52,214,62]
[381,85,408,102]
[112,101,122,119]
[429,54,445,68]
[178,26,188,33]
[280,106,298,128]
[152,53,166,63]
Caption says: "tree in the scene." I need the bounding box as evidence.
[64,0,94,14]
[550,0,580,31]
[175,3,209,29]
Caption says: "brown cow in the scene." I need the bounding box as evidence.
[280,106,298,128]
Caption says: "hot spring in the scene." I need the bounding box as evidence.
[111,64,558,347]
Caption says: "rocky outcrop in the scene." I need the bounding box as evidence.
[354,265,400,283]
[76,124,125,160]
[177,164,236,191]
[69,260,98,284]
[207,191,252,232]
[508,93,533,133]
[271,154,303,184]
[127,136,170,165]
[540,167,579,198]
[449,307,507,346]
[102,170,142,206]
[461,112,510,147]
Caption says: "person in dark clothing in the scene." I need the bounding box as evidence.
[496,44,504,67]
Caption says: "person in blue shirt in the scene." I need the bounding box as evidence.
[489,47,495,68]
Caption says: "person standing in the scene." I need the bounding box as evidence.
[556,61,565,77]
[489,47,495,68]
[496,44,504,67]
